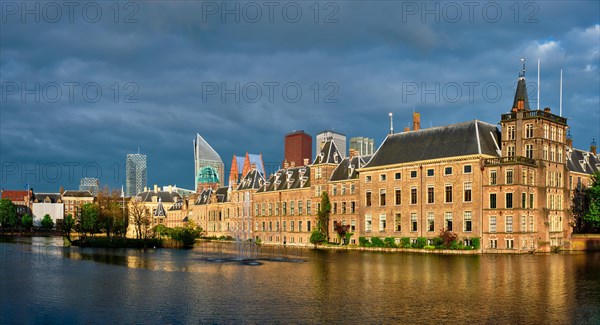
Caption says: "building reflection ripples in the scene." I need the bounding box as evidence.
[1,240,599,323]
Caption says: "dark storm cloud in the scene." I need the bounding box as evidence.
[1,0,598,192]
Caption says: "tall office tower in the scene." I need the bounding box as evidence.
[283,130,312,168]
[193,133,225,192]
[350,137,375,156]
[126,154,147,197]
[79,177,100,196]
[316,130,346,158]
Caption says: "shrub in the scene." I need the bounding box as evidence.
[400,237,411,248]
[310,230,326,245]
[472,237,481,249]
[439,229,458,248]
[449,240,459,250]
[358,236,369,247]
[424,245,435,250]
[433,237,444,248]
[384,237,396,248]
[370,237,385,247]
[413,237,427,249]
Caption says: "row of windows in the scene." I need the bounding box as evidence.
[365,211,473,233]
[489,215,535,233]
[365,165,473,183]
[330,183,356,196]
[365,183,472,207]
[489,169,537,186]
[489,192,534,209]
[506,124,563,142]
[255,220,312,232]
[254,200,313,217]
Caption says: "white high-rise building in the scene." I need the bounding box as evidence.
[126,154,147,197]
[316,130,346,158]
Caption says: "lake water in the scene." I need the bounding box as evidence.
[1,237,599,324]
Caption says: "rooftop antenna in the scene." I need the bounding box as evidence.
[389,112,393,134]
[537,59,540,110]
[559,69,563,116]
[520,58,526,78]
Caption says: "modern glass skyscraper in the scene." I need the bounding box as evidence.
[79,177,99,196]
[194,134,224,192]
[126,154,147,197]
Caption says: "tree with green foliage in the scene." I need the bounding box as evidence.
[168,222,203,247]
[310,230,326,246]
[63,214,75,243]
[80,203,100,237]
[0,198,18,232]
[41,214,54,230]
[21,214,33,231]
[572,172,600,233]
[317,191,332,242]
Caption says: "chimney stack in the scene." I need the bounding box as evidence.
[290,161,295,167]
[591,139,597,155]
[251,163,257,170]
[412,112,421,131]
[349,148,358,158]
[403,127,410,132]
[566,138,573,148]
[544,107,551,113]
[303,158,309,166]
[153,184,158,193]
[284,161,289,169]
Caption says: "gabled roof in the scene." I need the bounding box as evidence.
[330,155,373,181]
[365,120,500,168]
[62,190,94,198]
[313,140,341,165]
[247,153,265,175]
[237,169,265,191]
[137,191,181,203]
[257,166,310,193]
[34,193,62,203]
[567,148,600,175]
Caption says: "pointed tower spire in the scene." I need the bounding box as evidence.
[512,58,530,111]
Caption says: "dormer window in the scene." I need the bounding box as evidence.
[334,153,339,163]
[579,160,587,171]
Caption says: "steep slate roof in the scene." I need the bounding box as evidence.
[330,155,373,181]
[257,166,310,193]
[567,148,600,175]
[215,186,230,203]
[237,169,265,191]
[62,190,94,197]
[154,201,167,217]
[313,140,342,164]
[512,77,531,110]
[195,189,213,205]
[168,198,184,211]
[137,191,181,203]
[34,193,62,203]
[365,120,501,168]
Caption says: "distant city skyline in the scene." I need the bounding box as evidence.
[1,2,597,192]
